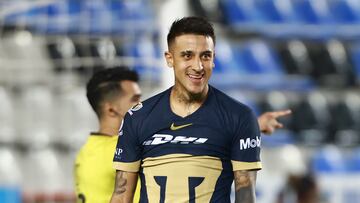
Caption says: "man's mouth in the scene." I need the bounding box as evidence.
[187,73,204,80]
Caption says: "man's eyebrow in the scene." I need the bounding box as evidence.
[180,50,194,55]
[201,50,213,55]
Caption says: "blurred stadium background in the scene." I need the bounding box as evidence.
[0,0,360,202]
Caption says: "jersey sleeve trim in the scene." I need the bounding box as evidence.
[231,160,262,171]
[113,161,141,172]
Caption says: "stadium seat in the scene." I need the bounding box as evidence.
[311,145,346,173]
[275,40,314,75]
[89,38,117,72]
[291,0,335,39]
[73,38,95,73]
[330,93,360,131]
[345,148,360,172]
[0,87,15,144]
[220,0,264,32]
[16,86,54,147]
[237,40,284,75]
[254,0,298,23]
[221,0,256,23]
[53,147,78,190]
[20,148,66,193]
[329,93,360,146]
[47,37,80,72]
[109,0,155,34]
[90,38,116,60]
[306,40,355,87]
[292,0,334,24]
[328,0,360,24]
[228,40,314,90]
[259,91,291,127]
[350,43,360,85]
[44,2,71,34]
[291,92,330,145]
[190,0,223,22]
[0,146,22,203]
[122,35,161,80]
[0,147,22,186]
[53,87,96,149]
[213,40,246,74]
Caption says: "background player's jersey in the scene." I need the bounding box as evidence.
[113,86,261,203]
[75,134,140,203]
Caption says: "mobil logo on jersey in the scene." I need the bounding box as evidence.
[143,134,208,146]
[239,136,261,150]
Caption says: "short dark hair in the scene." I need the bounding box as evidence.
[167,16,215,47]
[86,67,139,117]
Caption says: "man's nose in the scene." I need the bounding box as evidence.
[193,58,204,71]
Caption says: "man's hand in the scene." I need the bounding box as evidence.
[257,109,291,135]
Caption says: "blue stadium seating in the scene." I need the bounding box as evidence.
[254,0,298,23]
[221,0,265,32]
[311,146,346,173]
[0,187,21,203]
[328,0,360,24]
[122,36,161,81]
[345,148,360,172]
[237,41,284,75]
[2,0,156,34]
[350,43,360,85]
[292,0,334,24]
[213,40,246,74]
[218,0,360,39]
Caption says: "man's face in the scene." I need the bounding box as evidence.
[112,80,141,118]
[165,34,215,96]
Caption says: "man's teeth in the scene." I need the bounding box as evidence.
[188,74,202,79]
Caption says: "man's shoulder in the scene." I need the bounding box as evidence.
[126,88,169,119]
[211,86,252,114]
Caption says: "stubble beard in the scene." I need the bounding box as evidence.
[173,81,208,104]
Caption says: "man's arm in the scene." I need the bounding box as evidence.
[110,170,138,203]
[257,110,291,135]
[234,170,257,203]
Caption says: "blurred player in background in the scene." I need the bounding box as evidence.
[73,42,290,203]
[276,173,319,203]
[74,67,141,203]
[110,16,290,203]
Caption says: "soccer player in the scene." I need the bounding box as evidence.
[111,17,264,203]
[74,67,141,203]
[73,68,289,203]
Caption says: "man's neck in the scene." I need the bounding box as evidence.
[98,117,123,136]
[170,85,208,117]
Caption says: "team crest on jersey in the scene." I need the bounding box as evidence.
[128,102,143,115]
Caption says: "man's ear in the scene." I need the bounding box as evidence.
[213,52,216,68]
[104,102,119,117]
[164,51,173,68]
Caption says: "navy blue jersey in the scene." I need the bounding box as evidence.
[113,86,261,203]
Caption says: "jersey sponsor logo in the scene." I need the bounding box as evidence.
[115,148,123,156]
[143,134,208,145]
[239,136,261,150]
[128,102,143,115]
[170,123,193,131]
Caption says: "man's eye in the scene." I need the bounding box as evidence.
[184,54,191,59]
[202,54,212,60]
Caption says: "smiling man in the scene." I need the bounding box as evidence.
[110,17,261,203]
